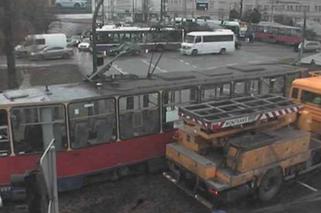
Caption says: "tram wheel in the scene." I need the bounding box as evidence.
[258,167,283,202]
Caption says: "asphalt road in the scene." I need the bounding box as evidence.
[0,41,305,79]
[1,42,319,213]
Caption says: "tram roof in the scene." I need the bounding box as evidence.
[96,26,177,32]
[0,64,305,107]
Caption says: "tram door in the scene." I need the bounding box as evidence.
[0,109,10,156]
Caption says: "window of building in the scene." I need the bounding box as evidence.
[69,99,116,149]
[11,105,66,154]
[0,110,10,156]
[119,93,160,139]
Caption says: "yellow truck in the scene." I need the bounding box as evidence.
[164,76,321,208]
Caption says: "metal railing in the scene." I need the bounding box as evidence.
[40,139,59,213]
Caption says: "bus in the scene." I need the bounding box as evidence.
[0,64,304,202]
[251,22,303,46]
[95,25,183,53]
[180,30,236,56]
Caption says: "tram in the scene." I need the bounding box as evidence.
[0,64,304,198]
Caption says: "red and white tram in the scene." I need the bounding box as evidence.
[0,64,304,199]
[252,22,303,46]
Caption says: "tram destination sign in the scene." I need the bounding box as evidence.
[196,0,208,10]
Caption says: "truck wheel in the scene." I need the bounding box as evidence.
[191,49,198,56]
[258,167,283,202]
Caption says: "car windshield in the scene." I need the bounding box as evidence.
[185,35,195,43]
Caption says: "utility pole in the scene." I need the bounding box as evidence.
[240,0,243,19]
[271,0,275,22]
[183,0,187,18]
[92,0,104,75]
[299,9,307,62]
[132,0,135,22]
[160,0,164,22]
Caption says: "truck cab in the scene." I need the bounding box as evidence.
[290,75,321,134]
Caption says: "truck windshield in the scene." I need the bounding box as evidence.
[185,35,195,43]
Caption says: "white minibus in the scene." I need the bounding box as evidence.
[180,30,235,56]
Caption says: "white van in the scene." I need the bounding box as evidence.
[180,30,235,56]
[15,34,67,57]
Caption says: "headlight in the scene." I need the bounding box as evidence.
[30,52,35,56]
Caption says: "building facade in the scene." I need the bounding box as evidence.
[167,0,321,24]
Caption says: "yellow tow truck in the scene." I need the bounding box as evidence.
[164,75,321,208]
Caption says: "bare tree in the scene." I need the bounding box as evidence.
[2,0,17,89]
[0,0,55,89]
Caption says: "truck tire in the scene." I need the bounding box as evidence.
[258,167,283,202]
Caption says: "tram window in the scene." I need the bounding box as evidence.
[248,79,260,95]
[302,91,321,107]
[262,76,285,95]
[0,110,10,156]
[11,105,66,154]
[201,83,231,101]
[286,73,301,95]
[163,88,198,131]
[234,81,246,96]
[119,93,160,140]
[68,98,116,149]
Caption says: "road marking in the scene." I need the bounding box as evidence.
[225,63,238,66]
[177,58,199,68]
[141,59,168,73]
[112,64,128,75]
[249,60,263,64]
[297,181,318,192]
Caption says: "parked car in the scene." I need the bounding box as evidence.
[78,39,91,51]
[55,0,88,9]
[295,40,321,52]
[29,46,74,60]
[67,35,82,47]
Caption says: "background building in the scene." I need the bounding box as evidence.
[103,0,161,21]
[167,0,321,24]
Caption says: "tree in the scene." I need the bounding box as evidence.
[1,0,17,89]
[229,9,240,20]
[242,8,261,24]
[274,15,294,26]
[0,0,55,89]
